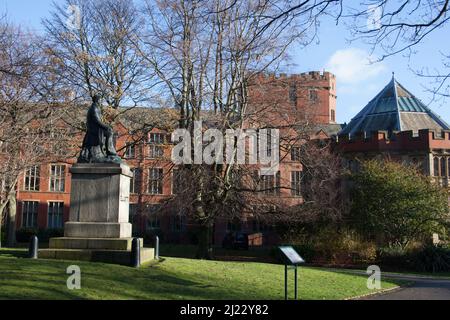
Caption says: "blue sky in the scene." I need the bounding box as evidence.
[1,0,449,124]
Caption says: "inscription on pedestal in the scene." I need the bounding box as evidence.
[65,163,133,238]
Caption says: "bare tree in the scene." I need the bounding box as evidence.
[43,0,150,108]
[346,1,449,58]
[293,139,345,221]
[42,0,171,165]
[344,0,450,100]
[0,19,74,247]
[254,1,450,100]
[139,0,336,258]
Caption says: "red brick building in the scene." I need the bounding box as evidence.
[13,71,340,245]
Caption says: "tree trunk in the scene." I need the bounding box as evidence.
[0,201,8,249]
[0,208,2,249]
[192,172,213,260]
[196,223,213,260]
[6,192,16,247]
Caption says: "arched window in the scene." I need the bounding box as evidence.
[331,109,336,122]
[447,157,450,177]
[441,157,447,177]
[434,157,440,177]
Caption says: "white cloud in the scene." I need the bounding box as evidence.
[325,48,387,84]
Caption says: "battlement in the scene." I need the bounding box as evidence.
[255,70,335,82]
[336,129,450,152]
[338,129,450,142]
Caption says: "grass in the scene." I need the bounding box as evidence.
[159,244,274,261]
[0,248,404,300]
[160,245,450,278]
[327,267,450,279]
[382,271,450,278]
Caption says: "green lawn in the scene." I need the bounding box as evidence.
[0,248,402,300]
[159,244,274,261]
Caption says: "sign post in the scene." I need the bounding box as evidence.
[278,246,305,300]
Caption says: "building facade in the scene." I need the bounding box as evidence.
[12,71,339,245]
[336,75,450,203]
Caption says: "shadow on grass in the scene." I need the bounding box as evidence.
[314,267,407,288]
[0,248,28,258]
[0,249,270,300]
[0,281,90,300]
[159,244,277,263]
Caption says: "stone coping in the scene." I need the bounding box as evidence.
[70,163,133,177]
[50,237,143,250]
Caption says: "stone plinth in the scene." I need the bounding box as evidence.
[40,163,154,265]
[39,247,155,266]
[64,222,132,238]
[49,237,140,251]
[66,163,133,238]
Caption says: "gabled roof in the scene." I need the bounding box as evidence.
[339,74,450,136]
[313,123,343,137]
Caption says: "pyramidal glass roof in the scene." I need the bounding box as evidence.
[339,74,450,136]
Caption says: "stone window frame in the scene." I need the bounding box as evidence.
[433,156,440,177]
[22,200,39,228]
[258,170,281,196]
[148,132,165,144]
[24,165,40,191]
[257,129,275,158]
[433,156,449,177]
[148,144,164,159]
[130,168,142,194]
[47,201,64,229]
[291,146,301,161]
[148,167,164,195]
[124,143,136,159]
[49,164,66,192]
[448,157,450,177]
[440,156,447,177]
[290,171,302,197]
[148,133,166,159]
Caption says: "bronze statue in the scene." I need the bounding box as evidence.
[78,94,122,164]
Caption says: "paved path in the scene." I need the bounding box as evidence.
[341,270,450,300]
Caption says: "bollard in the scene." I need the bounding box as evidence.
[29,236,38,259]
[131,238,141,267]
[155,236,159,260]
[284,264,288,300]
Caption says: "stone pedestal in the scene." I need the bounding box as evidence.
[40,163,154,265]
